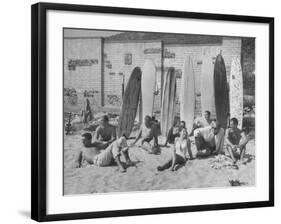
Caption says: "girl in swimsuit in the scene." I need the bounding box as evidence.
[157,128,193,171]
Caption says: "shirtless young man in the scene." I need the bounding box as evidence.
[225,117,249,164]
[92,115,116,150]
[131,115,159,154]
[75,133,132,173]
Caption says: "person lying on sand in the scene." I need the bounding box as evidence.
[157,128,193,171]
[194,121,224,157]
[75,134,132,173]
[92,115,117,150]
[225,117,249,164]
[131,115,159,154]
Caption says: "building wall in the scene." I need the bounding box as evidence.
[164,37,242,118]
[164,43,221,117]
[63,37,242,119]
[103,41,162,109]
[64,38,102,108]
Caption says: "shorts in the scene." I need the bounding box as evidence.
[93,142,121,167]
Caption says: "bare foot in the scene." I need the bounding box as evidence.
[157,166,164,171]
[119,167,126,173]
[169,167,175,172]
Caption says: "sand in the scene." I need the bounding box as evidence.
[63,132,255,195]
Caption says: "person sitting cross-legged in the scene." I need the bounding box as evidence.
[225,117,249,164]
[131,115,159,154]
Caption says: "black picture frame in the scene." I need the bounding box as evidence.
[31,2,274,222]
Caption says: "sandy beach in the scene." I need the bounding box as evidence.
[63,130,255,195]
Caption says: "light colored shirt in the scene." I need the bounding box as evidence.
[174,138,187,159]
[194,126,225,153]
[141,124,154,139]
[194,126,215,144]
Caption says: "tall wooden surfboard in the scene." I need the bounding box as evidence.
[180,57,195,134]
[117,67,142,138]
[161,67,176,137]
[201,55,215,118]
[230,57,243,129]
[141,60,156,121]
[214,54,229,129]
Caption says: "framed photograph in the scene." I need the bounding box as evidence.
[31,2,274,222]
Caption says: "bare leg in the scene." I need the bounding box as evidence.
[238,137,248,161]
[240,146,246,161]
[121,150,133,166]
[114,155,126,173]
[226,146,237,163]
[169,151,177,171]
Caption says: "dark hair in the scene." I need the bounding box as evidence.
[230,117,239,125]
[101,115,109,122]
[144,115,152,121]
[204,110,211,116]
[180,120,186,127]
[81,132,92,140]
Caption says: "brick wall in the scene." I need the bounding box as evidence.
[103,41,162,109]
[164,37,242,118]
[63,37,242,118]
[64,38,102,108]
[164,43,221,117]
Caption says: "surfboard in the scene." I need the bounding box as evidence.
[135,93,142,124]
[141,60,156,121]
[117,67,142,138]
[160,67,177,137]
[214,54,229,129]
[180,57,195,134]
[201,55,215,119]
[230,57,243,129]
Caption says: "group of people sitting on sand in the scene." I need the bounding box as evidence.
[74,111,249,173]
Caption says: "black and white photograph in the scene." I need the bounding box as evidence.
[30,2,274,221]
[63,28,256,195]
